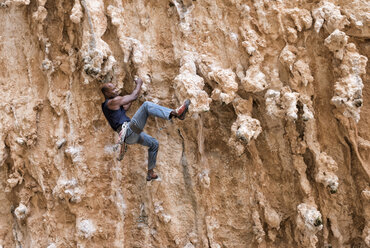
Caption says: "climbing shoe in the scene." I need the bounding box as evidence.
[174,99,190,120]
[146,171,159,181]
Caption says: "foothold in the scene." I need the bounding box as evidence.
[154,201,172,223]
[7,172,23,190]
[56,138,66,149]
[47,243,57,248]
[16,138,25,145]
[361,189,370,200]
[302,104,314,121]
[329,189,337,194]
[14,203,28,220]
[314,217,322,227]
[315,152,339,194]
[329,184,338,194]
[252,210,265,244]
[264,207,281,229]
[65,146,83,163]
[183,243,195,248]
[53,178,83,203]
[76,219,96,239]
[199,170,210,188]
[42,59,53,71]
[354,99,362,108]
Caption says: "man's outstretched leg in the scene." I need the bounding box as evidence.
[130,101,171,131]
[130,100,191,131]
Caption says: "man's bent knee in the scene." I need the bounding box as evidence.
[151,139,159,151]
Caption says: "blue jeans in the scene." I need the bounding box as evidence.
[124,101,172,170]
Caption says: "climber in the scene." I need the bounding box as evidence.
[101,77,190,181]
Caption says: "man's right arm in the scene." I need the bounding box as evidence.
[109,78,143,108]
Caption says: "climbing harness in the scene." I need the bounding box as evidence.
[129,121,143,134]
[115,119,172,161]
[118,122,129,144]
[116,122,129,161]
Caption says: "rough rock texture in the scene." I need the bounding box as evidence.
[0,0,369,247]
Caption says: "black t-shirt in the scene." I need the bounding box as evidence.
[101,99,130,131]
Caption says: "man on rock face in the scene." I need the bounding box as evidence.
[101,77,190,181]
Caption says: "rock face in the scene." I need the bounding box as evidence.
[0,0,369,247]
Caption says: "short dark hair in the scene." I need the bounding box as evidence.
[101,84,110,97]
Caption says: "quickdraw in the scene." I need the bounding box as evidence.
[117,122,129,161]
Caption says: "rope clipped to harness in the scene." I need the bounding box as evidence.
[117,122,129,161]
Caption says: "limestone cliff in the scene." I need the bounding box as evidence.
[0,0,369,247]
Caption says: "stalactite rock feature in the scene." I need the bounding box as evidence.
[2,0,30,6]
[231,114,262,144]
[228,97,262,155]
[239,64,268,93]
[264,206,281,230]
[312,1,350,34]
[279,45,314,90]
[80,0,116,82]
[52,178,84,203]
[281,90,300,121]
[265,89,284,118]
[241,29,265,56]
[257,192,281,231]
[198,59,238,105]
[362,188,370,246]
[315,152,339,194]
[107,4,149,85]
[70,0,83,24]
[284,8,313,33]
[174,52,212,113]
[342,1,370,38]
[76,219,96,239]
[296,203,323,248]
[252,210,266,244]
[282,7,313,43]
[326,33,368,122]
[14,204,28,220]
[205,216,221,248]
[324,29,348,60]
[0,140,7,168]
